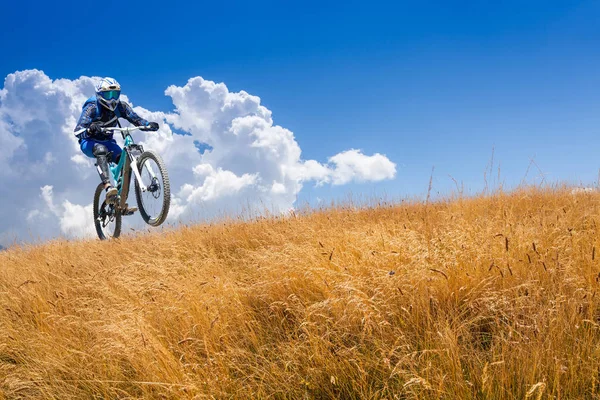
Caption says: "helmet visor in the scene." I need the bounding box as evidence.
[100,90,120,101]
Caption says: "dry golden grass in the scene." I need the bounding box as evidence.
[2,186,600,399]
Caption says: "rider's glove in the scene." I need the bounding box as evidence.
[88,122,103,136]
[147,122,159,131]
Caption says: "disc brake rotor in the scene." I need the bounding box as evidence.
[148,177,161,199]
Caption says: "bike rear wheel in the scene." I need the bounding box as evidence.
[134,150,170,227]
[93,183,122,240]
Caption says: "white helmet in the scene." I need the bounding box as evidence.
[96,77,121,111]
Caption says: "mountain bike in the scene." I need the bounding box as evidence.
[92,126,170,240]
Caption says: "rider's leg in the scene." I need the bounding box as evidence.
[103,139,122,164]
[80,139,122,172]
[81,139,123,203]
[91,144,111,185]
[80,140,110,185]
[91,144,119,203]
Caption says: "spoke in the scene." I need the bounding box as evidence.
[139,158,164,220]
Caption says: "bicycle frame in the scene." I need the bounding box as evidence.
[109,138,133,210]
[102,127,157,210]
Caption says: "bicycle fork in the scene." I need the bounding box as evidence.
[130,158,158,192]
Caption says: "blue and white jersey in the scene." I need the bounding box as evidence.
[74,96,150,141]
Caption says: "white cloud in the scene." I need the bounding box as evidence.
[59,200,95,238]
[39,185,95,238]
[41,185,59,216]
[328,149,397,185]
[186,169,258,203]
[192,163,214,177]
[271,181,287,195]
[0,70,397,245]
[26,209,42,222]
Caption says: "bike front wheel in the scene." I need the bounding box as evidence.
[134,150,170,227]
[93,183,122,240]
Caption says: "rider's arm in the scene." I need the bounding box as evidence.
[74,102,97,131]
[120,102,150,127]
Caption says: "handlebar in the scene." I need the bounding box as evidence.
[73,125,151,137]
[101,126,150,134]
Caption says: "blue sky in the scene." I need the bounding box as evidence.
[3,0,600,205]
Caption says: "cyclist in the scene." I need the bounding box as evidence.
[74,77,159,205]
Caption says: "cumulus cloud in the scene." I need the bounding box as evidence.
[0,70,396,245]
[328,149,397,185]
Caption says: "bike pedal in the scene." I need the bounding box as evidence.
[123,207,138,216]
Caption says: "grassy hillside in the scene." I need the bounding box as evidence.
[2,187,600,399]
